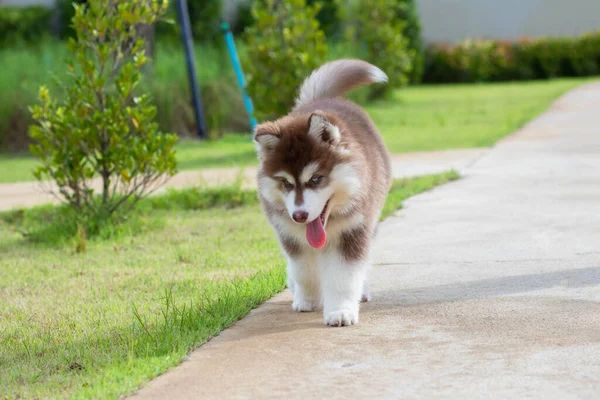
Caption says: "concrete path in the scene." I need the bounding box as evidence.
[0,149,485,211]
[132,81,600,400]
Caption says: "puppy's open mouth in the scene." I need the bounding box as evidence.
[306,200,329,249]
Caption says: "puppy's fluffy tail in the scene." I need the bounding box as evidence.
[295,59,388,107]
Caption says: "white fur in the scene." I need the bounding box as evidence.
[293,188,332,223]
[254,134,279,153]
[259,160,371,326]
[329,163,362,215]
[287,248,368,326]
[369,66,389,84]
[300,162,320,183]
[258,174,282,208]
[285,238,370,324]
[259,162,362,232]
[295,59,388,106]
[287,253,321,312]
[308,114,341,144]
[274,164,336,224]
[319,252,366,326]
[273,171,295,184]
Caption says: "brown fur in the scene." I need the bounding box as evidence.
[280,235,301,257]
[257,99,391,261]
[255,60,391,262]
[340,226,370,262]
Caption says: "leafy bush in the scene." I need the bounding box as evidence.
[338,0,412,98]
[423,31,600,83]
[397,0,424,83]
[0,6,53,46]
[424,40,510,83]
[29,0,177,222]
[233,0,340,38]
[244,0,327,119]
[307,0,340,38]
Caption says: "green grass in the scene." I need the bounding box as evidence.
[0,172,456,398]
[0,78,590,184]
[366,79,589,151]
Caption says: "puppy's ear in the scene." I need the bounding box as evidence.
[254,122,281,156]
[307,111,341,145]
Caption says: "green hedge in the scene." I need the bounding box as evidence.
[0,6,53,46]
[423,31,600,83]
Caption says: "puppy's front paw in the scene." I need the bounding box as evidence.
[324,308,358,327]
[292,296,319,312]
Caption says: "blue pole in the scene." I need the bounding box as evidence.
[176,0,207,138]
[221,21,257,132]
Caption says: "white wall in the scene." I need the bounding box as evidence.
[417,0,600,43]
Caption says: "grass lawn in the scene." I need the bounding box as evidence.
[0,170,459,398]
[0,78,589,184]
[366,78,589,151]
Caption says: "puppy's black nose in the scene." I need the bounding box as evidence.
[292,211,308,223]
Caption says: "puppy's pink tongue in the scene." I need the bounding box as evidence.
[306,217,326,248]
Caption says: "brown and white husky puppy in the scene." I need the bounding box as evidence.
[254,59,392,327]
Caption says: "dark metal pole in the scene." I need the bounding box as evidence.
[175,0,206,139]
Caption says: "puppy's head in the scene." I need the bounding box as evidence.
[254,111,361,228]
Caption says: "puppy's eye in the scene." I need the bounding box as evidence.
[281,179,293,189]
[309,175,323,186]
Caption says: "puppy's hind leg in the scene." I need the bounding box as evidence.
[361,279,372,303]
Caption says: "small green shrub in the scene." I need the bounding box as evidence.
[0,6,53,46]
[245,0,327,119]
[338,0,412,98]
[29,0,177,223]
